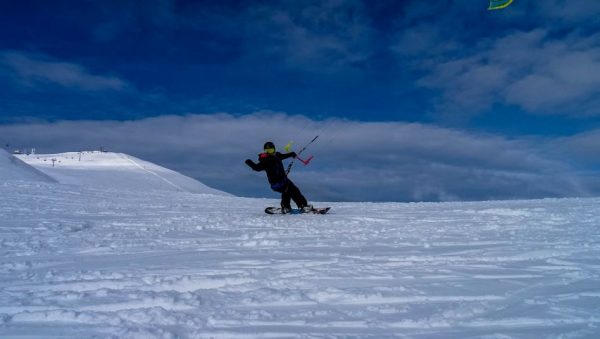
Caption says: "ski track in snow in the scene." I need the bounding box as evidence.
[117,154,186,193]
[1,181,600,338]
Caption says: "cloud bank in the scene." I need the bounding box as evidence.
[1,113,594,202]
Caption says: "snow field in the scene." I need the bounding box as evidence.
[1,180,600,338]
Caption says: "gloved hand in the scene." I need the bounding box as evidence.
[290,152,297,158]
[245,159,253,166]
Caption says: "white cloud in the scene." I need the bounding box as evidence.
[504,44,600,113]
[414,29,600,116]
[0,51,129,91]
[0,113,590,202]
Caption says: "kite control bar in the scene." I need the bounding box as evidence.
[286,135,319,175]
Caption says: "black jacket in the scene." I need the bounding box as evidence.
[246,152,296,185]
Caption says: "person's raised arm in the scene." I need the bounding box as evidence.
[245,159,264,171]
[277,152,297,160]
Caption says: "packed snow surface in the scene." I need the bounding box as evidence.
[1,156,600,338]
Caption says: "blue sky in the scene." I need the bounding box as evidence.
[2,0,600,202]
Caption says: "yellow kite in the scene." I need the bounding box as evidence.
[489,0,513,10]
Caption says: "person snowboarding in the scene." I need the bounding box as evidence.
[245,141,313,214]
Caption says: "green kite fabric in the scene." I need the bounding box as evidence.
[489,0,513,10]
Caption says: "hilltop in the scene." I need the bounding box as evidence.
[15,151,229,196]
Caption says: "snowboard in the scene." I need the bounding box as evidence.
[265,206,331,215]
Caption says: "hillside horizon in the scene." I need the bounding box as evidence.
[13,149,230,196]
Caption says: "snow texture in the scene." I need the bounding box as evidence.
[1,152,600,338]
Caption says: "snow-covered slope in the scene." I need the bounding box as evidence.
[15,151,229,196]
[0,149,55,183]
[1,173,599,338]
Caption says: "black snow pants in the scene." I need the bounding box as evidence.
[271,179,307,209]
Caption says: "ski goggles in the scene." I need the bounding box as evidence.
[264,147,276,154]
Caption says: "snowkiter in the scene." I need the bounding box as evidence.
[245,141,311,213]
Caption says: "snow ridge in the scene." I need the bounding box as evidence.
[0,149,55,183]
[15,151,229,196]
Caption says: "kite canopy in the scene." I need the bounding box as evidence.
[489,0,513,10]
